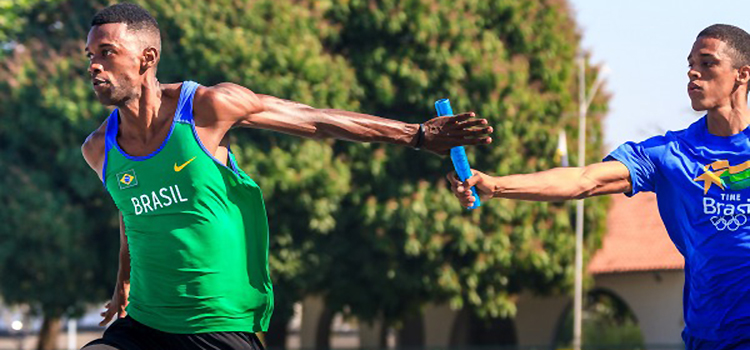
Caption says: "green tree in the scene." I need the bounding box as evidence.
[0,37,119,350]
[0,0,61,43]
[313,0,610,342]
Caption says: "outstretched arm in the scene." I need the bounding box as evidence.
[447,161,632,208]
[193,83,493,155]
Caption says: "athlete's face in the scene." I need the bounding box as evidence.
[85,23,143,106]
[687,37,742,111]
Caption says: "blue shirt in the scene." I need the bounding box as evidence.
[606,116,750,341]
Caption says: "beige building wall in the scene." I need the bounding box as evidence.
[358,318,384,348]
[422,304,458,347]
[303,271,684,349]
[515,293,570,346]
[300,295,326,349]
[595,270,684,347]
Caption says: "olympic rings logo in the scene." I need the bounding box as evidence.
[710,214,748,231]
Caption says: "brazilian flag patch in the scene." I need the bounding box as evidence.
[117,169,138,190]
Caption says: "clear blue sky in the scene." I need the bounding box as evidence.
[568,0,750,152]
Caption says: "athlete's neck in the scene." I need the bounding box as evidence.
[117,75,165,141]
[706,92,750,137]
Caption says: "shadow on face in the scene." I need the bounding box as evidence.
[686,37,741,111]
[85,23,149,106]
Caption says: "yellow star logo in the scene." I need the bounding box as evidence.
[693,165,725,194]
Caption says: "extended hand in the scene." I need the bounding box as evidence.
[422,112,492,155]
[99,282,129,326]
[447,170,495,208]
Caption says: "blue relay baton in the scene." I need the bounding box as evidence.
[435,99,481,209]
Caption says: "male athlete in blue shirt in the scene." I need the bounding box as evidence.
[448,24,750,348]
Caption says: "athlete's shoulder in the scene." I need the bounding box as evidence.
[610,127,684,166]
[636,133,676,151]
[667,117,703,140]
[193,82,260,107]
[193,82,263,125]
[637,119,697,149]
[81,119,108,179]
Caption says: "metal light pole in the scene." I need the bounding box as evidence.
[67,318,78,350]
[573,54,606,350]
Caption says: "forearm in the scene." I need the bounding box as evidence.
[117,246,131,286]
[316,108,420,145]
[246,96,420,146]
[490,166,619,201]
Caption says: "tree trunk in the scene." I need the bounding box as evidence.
[265,313,290,350]
[378,321,388,349]
[449,308,471,347]
[397,312,425,348]
[36,315,61,350]
[314,307,335,350]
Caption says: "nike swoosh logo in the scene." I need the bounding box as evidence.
[174,156,197,172]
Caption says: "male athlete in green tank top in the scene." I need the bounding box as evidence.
[102,81,273,334]
[80,4,492,350]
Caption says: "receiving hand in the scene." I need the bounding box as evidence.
[99,282,129,326]
[447,170,495,208]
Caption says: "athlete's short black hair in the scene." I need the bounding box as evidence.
[90,3,161,51]
[698,24,750,68]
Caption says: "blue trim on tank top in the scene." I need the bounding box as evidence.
[190,122,243,176]
[111,108,177,161]
[175,81,199,124]
[177,81,244,176]
[101,82,195,185]
[226,145,241,173]
[102,80,244,181]
[109,82,197,160]
[101,108,119,186]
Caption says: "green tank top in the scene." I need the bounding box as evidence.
[101,81,273,334]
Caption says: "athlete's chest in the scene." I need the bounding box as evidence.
[106,124,223,217]
[659,147,750,235]
[116,102,179,157]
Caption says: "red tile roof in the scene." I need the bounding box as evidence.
[588,193,684,274]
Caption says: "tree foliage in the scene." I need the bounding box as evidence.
[0,24,119,349]
[317,0,610,324]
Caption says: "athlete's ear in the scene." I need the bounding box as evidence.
[140,47,159,74]
[737,64,750,86]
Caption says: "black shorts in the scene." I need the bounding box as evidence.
[83,316,265,350]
